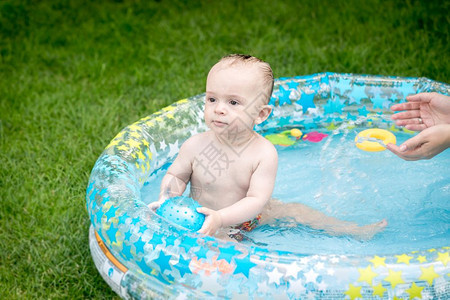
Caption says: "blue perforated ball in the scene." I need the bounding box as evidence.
[156,196,205,231]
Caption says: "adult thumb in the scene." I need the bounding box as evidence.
[399,134,422,152]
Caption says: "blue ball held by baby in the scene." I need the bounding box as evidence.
[156,196,205,231]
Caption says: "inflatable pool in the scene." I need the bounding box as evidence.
[87,72,450,299]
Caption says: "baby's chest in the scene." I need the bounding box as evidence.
[192,154,252,186]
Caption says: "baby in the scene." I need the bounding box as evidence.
[150,54,387,240]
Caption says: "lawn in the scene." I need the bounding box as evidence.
[0,0,448,298]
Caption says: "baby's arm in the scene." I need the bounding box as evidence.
[197,141,278,235]
[148,138,195,210]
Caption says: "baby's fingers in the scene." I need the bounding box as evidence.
[148,201,162,210]
[197,218,214,235]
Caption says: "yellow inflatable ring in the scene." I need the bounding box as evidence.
[355,128,396,152]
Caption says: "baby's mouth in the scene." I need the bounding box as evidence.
[212,120,228,127]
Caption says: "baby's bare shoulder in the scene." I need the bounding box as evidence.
[254,133,278,157]
[181,131,214,151]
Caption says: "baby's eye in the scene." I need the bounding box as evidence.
[208,97,216,103]
[229,100,239,106]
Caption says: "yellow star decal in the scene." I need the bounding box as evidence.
[142,139,149,147]
[155,116,163,122]
[126,123,139,130]
[419,265,439,285]
[145,149,152,160]
[436,252,449,266]
[166,113,175,119]
[106,139,120,149]
[137,151,146,161]
[176,98,188,104]
[396,254,413,265]
[113,131,126,139]
[126,139,141,149]
[326,123,337,131]
[358,265,378,285]
[117,144,130,151]
[384,269,404,289]
[370,255,386,268]
[344,284,362,300]
[416,255,427,263]
[427,248,436,253]
[162,106,176,112]
[405,282,424,299]
[372,283,387,298]
[129,130,142,139]
[389,124,400,132]
[144,120,154,127]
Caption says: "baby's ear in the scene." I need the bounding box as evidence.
[255,105,272,125]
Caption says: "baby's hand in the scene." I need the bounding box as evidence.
[148,200,164,211]
[197,207,223,236]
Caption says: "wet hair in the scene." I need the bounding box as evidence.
[218,54,274,104]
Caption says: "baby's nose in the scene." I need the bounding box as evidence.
[214,102,227,114]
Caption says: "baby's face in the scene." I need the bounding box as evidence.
[204,64,267,141]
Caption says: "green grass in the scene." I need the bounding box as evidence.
[0,0,448,298]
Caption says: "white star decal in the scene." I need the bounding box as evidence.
[284,262,302,279]
[288,277,306,296]
[315,262,325,270]
[159,140,167,151]
[267,267,283,285]
[304,269,318,284]
[167,141,179,158]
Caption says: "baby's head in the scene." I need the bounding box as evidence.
[209,54,274,105]
[205,54,274,138]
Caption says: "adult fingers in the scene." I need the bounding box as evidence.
[406,93,433,103]
[393,116,426,129]
[391,110,421,120]
[390,101,421,112]
[393,119,426,132]
[404,123,427,131]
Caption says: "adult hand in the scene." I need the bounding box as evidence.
[386,124,450,160]
[390,92,450,131]
[197,207,223,236]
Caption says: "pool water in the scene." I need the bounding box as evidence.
[142,127,450,256]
